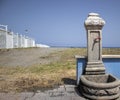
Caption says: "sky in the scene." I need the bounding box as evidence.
[0,0,120,47]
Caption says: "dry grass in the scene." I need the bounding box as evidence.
[0,48,119,92]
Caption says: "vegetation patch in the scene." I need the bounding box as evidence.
[0,48,119,92]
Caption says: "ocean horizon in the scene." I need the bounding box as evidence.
[50,46,120,48]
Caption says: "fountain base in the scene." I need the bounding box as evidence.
[80,74,120,100]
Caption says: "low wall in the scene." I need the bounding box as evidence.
[75,55,120,85]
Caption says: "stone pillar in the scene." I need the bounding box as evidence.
[84,13,105,74]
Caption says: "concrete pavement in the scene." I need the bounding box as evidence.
[0,85,119,100]
[0,85,87,100]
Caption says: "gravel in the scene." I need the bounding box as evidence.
[0,48,67,67]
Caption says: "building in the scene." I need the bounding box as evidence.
[0,25,13,49]
[0,24,36,49]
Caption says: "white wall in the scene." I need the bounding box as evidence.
[6,32,13,49]
[0,30,6,48]
[0,25,36,49]
[13,33,18,48]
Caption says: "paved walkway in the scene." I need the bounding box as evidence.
[0,85,120,100]
[0,85,86,100]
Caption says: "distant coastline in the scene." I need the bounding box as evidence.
[50,46,120,48]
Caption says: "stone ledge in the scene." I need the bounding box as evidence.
[75,55,87,59]
[75,55,120,59]
[102,55,120,58]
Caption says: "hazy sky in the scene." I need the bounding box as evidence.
[0,0,120,47]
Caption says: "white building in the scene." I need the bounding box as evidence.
[6,31,13,49]
[0,24,36,49]
[0,29,7,48]
[13,33,18,48]
[0,25,13,49]
[36,44,50,48]
[18,34,22,48]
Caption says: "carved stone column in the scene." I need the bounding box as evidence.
[84,13,105,74]
[79,13,120,100]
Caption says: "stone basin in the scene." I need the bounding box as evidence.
[80,74,120,100]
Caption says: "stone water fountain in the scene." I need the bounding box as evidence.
[79,13,120,100]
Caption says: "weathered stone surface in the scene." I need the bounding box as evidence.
[84,13,105,75]
[85,13,105,30]
[0,85,87,100]
[79,13,120,100]
[80,74,120,99]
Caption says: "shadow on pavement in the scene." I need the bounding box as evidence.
[61,78,76,85]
